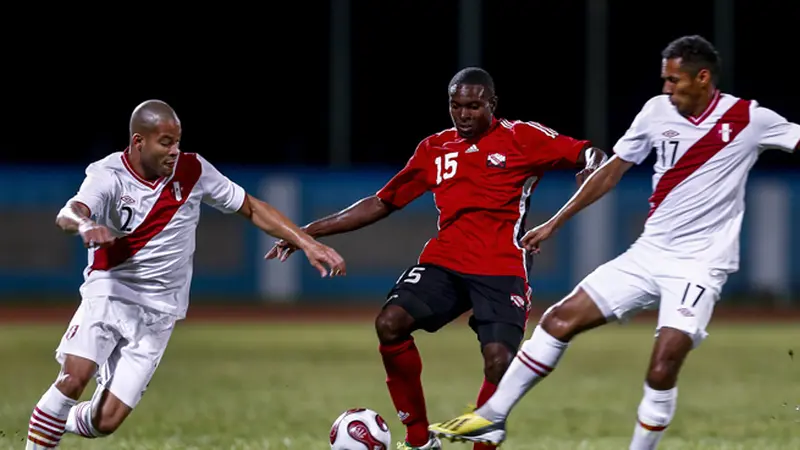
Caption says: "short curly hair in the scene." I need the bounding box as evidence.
[448,67,495,96]
[662,35,721,84]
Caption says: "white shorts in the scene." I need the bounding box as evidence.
[55,296,176,408]
[578,244,728,348]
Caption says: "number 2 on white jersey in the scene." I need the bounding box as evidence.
[120,206,135,232]
[435,152,458,185]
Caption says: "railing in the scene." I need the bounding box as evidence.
[1,165,796,305]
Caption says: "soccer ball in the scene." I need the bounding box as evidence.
[330,408,392,450]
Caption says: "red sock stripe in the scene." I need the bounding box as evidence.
[638,420,668,432]
[27,434,57,448]
[30,410,65,437]
[28,407,67,448]
[29,419,64,438]
[34,407,66,424]
[76,404,94,437]
[517,352,552,377]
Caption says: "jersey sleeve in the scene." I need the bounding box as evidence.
[515,121,590,170]
[752,104,800,153]
[197,154,246,213]
[376,139,432,209]
[69,162,115,219]
[613,100,656,165]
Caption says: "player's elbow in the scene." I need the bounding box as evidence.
[55,208,72,232]
[372,196,397,218]
[592,156,630,188]
[236,194,256,219]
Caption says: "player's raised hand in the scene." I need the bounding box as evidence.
[78,221,115,249]
[520,222,557,254]
[301,241,347,277]
[265,239,299,262]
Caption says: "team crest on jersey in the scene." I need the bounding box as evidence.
[172,182,182,201]
[120,195,136,205]
[719,123,732,143]
[486,152,506,168]
[662,130,680,138]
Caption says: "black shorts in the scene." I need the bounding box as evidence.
[384,263,530,353]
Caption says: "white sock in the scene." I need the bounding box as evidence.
[26,384,77,449]
[629,383,678,450]
[66,385,108,439]
[477,326,569,422]
[65,401,104,438]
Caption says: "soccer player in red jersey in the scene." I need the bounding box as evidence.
[267,67,607,450]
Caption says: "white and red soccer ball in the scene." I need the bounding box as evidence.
[330,408,391,450]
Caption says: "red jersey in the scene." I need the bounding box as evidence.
[376,118,590,279]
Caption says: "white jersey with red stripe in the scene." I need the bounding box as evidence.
[67,150,246,319]
[614,91,800,273]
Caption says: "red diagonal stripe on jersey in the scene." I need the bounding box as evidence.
[647,99,751,218]
[91,153,202,271]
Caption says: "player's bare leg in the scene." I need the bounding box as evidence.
[25,354,96,449]
[375,305,441,449]
[430,287,608,444]
[629,327,692,450]
[65,385,133,439]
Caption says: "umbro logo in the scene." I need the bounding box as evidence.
[120,195,136,205]
[662,130,680,138]
[465,144,479,153]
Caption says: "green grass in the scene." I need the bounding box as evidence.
[0,321,798,449]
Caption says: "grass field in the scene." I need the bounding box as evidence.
[0,318,798,449]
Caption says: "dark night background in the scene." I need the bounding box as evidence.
[2,1,798,172]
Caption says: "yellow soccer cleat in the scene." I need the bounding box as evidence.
[428,412,506,445]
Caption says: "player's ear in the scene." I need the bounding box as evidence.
[489,95,498,113]
[696,68,711,87]
[131,133,144,151]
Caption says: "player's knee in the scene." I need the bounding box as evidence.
[55,358,95,399]
[646,359,681,390]
[539,304,582,342]
[54,373,88,399]
[647,328,692,390]
[481,343,513,384]
[540,289,605,341]
[374,305,414,345]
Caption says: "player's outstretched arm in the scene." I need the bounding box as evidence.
[56,201,116,248]
[521,155,633,252]
[305,195,394,238]
[265,195,395,261]
[238,193,347,277]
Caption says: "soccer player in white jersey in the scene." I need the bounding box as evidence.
[429,35,800,449]
[24,99,347,449]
